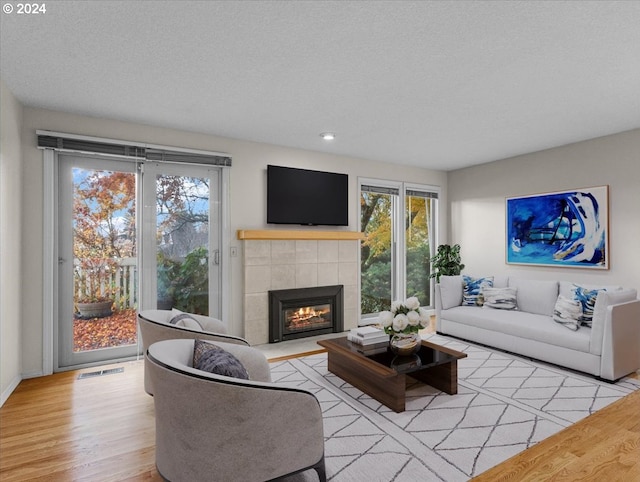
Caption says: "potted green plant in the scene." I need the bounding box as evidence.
[75,257,117,318]
[429,244,465,283]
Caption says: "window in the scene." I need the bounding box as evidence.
[359,179,438,318]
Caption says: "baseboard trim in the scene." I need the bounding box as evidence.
[1,374,22,407]
[21,370,45,379]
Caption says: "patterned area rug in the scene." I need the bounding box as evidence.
[275,334,639,482]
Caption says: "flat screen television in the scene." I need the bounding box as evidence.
[267,165,348,226]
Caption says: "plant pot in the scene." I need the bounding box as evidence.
[389,332,421,357]
[77,300,113,319]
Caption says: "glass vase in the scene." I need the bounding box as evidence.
[389,332,421,356]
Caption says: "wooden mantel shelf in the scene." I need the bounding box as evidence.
[237,229,365,241]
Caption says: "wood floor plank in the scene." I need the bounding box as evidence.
[472,389,640,481]
[1,358,638,481]
[0,361,160,482]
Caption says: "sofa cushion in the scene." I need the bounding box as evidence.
[492,276,509,289]
[192,339,249,379]
[441,306,590,352]
[508,278,558,316]
[439,275,463,309]
[482,287,517,310]
[559,281,621,299]
[552,295,582,331]
[462,275,494,306]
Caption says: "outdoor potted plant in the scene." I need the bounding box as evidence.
[429,244,465,283]
[75,257,117,319]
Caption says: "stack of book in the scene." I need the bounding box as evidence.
[347,326,389,346]
[355,344,388,356]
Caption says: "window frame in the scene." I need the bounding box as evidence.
[358,178,440,322]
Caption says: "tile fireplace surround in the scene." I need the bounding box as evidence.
[241,235,359,345]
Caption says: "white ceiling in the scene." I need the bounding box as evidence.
[2,1,639,171]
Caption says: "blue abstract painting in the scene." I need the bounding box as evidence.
[506,186,608,269]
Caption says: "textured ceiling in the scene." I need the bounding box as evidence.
[2,1,639,171]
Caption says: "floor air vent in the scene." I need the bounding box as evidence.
[77,367,124,379]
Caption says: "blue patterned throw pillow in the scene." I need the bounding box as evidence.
[572,285,605,327]
[553,295,582,330]
[462,276,494,306]
[193,339,249,380]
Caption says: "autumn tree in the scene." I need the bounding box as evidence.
[73,169,136,303]
[73,170,211,314]
[360,193,392,313]
[156,175,209,255]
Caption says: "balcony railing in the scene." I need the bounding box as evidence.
[73,257,137,310]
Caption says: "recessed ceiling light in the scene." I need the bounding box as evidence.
[320,132,335,141]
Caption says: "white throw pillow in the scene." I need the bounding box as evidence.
[483,287,517,310]
[553,295,582,331]
[439,275,463,310]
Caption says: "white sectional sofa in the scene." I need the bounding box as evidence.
[435,275,640,381]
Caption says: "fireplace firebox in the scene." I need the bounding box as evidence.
[269,285,344,343]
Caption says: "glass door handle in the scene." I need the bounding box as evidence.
[213,249,220,265]
[58,257,66,264]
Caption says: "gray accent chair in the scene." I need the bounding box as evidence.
[147,338,326,482]
[138,309,249,395]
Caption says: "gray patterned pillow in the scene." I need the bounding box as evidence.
[192,339,249,380]
[170,313,203,331]
[482,287,517,310]
[553,295,582,331]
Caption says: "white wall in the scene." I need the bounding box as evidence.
[1,80,24,404]
[9,102,639,382]
[448,129,640,289]
[19,107,448,376]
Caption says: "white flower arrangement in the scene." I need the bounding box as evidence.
[378,297,430,335]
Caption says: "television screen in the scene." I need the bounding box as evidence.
[267,165,348,226]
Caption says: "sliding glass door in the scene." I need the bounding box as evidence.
[140,163,221,317]
[58,155,139,368]
[57,155,224,369]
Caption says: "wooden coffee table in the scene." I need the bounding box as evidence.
[317,337,467,412]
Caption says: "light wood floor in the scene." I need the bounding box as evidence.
[1,358,638,481]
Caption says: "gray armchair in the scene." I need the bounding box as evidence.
[146,338,326,482]
[138,309,249,394]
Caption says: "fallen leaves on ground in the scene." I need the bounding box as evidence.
[73,308,137,352]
